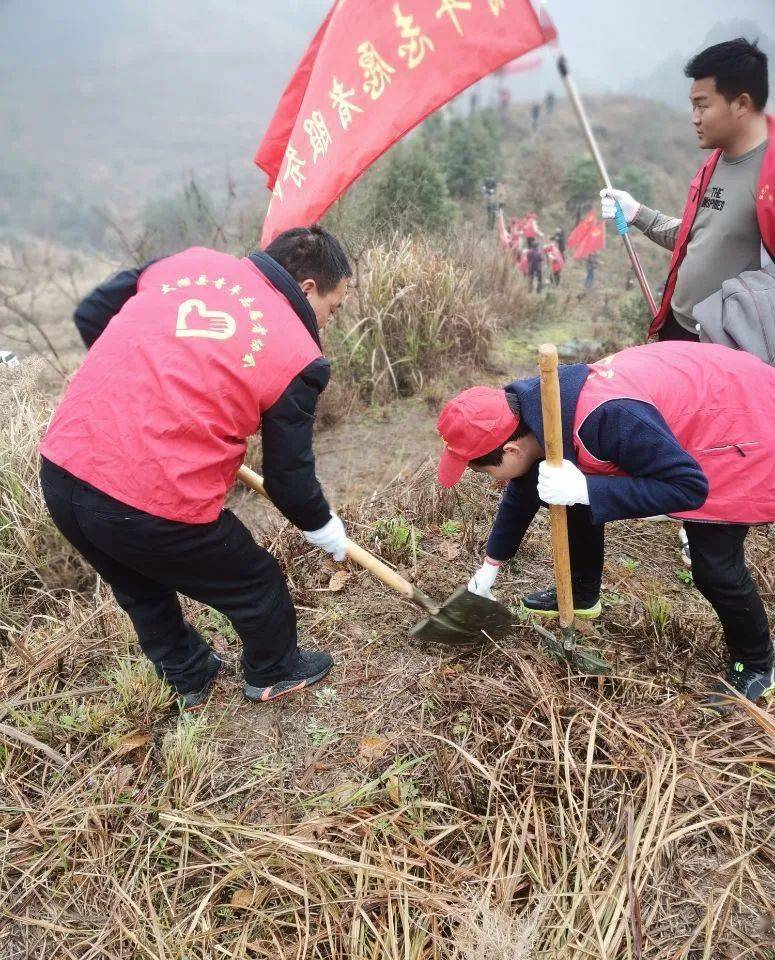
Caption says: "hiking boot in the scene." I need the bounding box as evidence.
[521,586,601,620]
[244,650,333,703]
[703,662,775,713]
[179,651,224,711]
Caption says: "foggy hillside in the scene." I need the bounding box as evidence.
[1,0,771,243]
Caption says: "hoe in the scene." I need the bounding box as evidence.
[237,465,515,645]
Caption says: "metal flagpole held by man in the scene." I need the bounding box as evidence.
[537,0,658,317]
[555,56,657,317]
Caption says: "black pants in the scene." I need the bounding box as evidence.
[567,505,605,599]
[40,459,298,692]
[566,506,773,671]
[657,312,700,343]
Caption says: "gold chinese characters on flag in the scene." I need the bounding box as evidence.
[255,0,556,244]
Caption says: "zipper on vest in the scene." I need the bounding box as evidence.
[699,442,759,456]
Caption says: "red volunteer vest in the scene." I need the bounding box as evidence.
[544,243,564,273]
[573,342,775,524]
[649,116,775,337]
[40,248,322,523]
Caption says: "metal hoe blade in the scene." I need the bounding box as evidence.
[410,586,516,645]
[532,620,612,676]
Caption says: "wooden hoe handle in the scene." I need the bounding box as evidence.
[236,465,415,599]
[538,345,575,630]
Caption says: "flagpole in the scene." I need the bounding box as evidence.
[555,55,658,318]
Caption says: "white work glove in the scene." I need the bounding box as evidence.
[467,559,501,600]
[303,513,347,562]
[600,188,641,225]
[538,460,590,507]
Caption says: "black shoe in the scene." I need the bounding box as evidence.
[179,652,224,711]
[521,586,601,620]
[244,650,333,703]
[703,662,774,713]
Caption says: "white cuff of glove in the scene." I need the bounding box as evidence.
[599,188,640,225]
[537,460,590,507]
[303,512,347,562]
[467,559,500,600]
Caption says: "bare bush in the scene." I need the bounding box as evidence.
[330,234,497,402]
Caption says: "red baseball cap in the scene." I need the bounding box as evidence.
[437,387,519,488]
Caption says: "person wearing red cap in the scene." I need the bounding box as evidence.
[436,341,775,708]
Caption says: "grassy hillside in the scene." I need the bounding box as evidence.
[2,371,774,957]
[2,94,773,959]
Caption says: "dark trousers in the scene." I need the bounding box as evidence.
[528,268,543,294]
[567,505,773,670]
[653,312,771,667]
[567,505,605,599]
[657,311,700,343]
[40,459,298,692]
[684,521,772,670]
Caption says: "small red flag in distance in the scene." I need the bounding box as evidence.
[255,0,557,244]
[566,208,597,249]
[572,219,607,259]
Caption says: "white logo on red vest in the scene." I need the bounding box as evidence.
[175,299,236,341]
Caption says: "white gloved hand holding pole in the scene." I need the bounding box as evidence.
[600,188,641,225]
[538,460,590,507]
[304,513,348,562]
[467,558,501,600]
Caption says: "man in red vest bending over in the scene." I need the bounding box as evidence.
[437,342,775,709]
[40,226,350,709]
[601,38,773,342]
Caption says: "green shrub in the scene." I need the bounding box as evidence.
[437,113,502,201]
[369,140,453,236]
[563,156,600,221]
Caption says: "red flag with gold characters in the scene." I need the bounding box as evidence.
[572,219,606,259]
[566,208,596,249]
[256,0,557,244]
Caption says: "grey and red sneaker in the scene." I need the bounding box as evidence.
[244,650,333,703]
[703,661,775,713]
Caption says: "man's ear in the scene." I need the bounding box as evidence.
[733,92,753,117]
[299,278,317,296]
[502,439,521,456]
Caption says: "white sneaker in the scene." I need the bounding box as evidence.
[679,526,691,568]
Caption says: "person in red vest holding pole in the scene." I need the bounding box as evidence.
[436,342,775,710]
[601,39,774,342]
[40,226,351,709]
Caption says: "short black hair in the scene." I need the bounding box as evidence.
[264,224,352,295]
[469,393,530,468]
[685,38,769,112]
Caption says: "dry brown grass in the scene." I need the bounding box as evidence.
[331,235,500,403]
[2,370,773,959]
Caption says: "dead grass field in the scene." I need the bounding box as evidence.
[1,362,773,959]
[1,206,773,959]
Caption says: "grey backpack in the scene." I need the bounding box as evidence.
[694,252,775,365]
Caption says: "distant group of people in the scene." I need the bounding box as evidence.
[500,213,566,292]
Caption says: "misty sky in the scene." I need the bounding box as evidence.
[2,0,771,125]
[0,0,772,235]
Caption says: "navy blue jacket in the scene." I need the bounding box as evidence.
[486,365,709,561]
[73,252,332,532]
